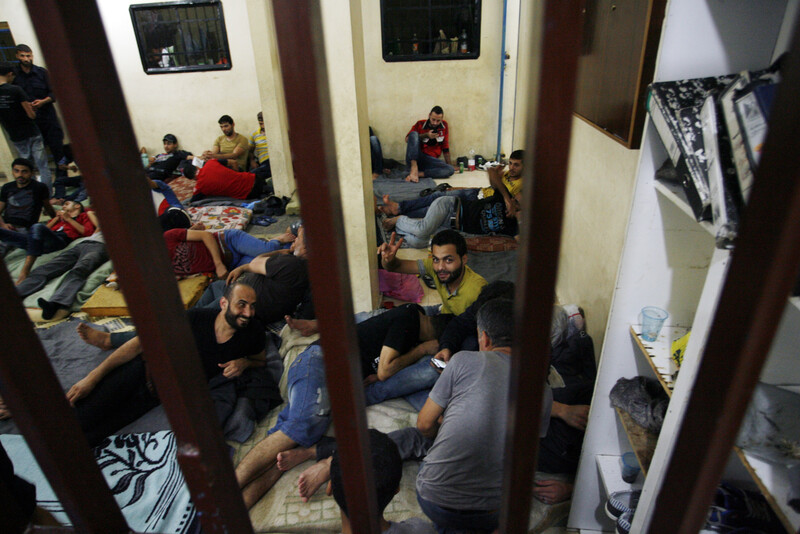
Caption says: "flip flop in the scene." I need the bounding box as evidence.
[419,188,435,197]
[253,216,277,227]
[435,183,451,192]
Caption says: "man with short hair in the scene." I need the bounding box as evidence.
[404,105,454,182]
[0,158,55,236]
[249,111,272,181]
[146,133,192,181]
[0,62,51,191]
[12,45,62,187]
[383,165,521,249]
[381,149,525,219]
[202,114,250,170]
[65,281,267,446]
[380,229,486,316]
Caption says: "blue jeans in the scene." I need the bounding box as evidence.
[0,224,70,256]
[406,132,454,179]
[13,134,51,192]
[222,229,282,268]
[394,196,456,248]
[364,355,439,410]
[53,175,87,202]
[370,135,383,175]
[268,344,331,447]
[417,492,499,534]
[399,189,479,219]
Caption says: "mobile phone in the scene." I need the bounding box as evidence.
[431,358,447,369]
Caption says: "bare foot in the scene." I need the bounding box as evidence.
[372,173,379,180]
[380,195,400,216]
[76,323,113,350]
[298,458,332,502]
[0,398,10,420]
[285,316,319,337]
[15,273,27,285]
[277,227,296,245]
[277,447,315,471]
[404,169,419,183]
[382,216,398,231]
[189,222,206,231]
[49,198,64,206]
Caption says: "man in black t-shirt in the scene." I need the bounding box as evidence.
[0,62,51,191]
[0,158,54,232]
[65,281,267,446]
[146,133,193,180]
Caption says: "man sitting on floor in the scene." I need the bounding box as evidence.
[201,114,250,171]
[249,111,272,183]
[16,211,106,321]
[403,106,455,182]
[145,133,192,181]
[380,149,525,220]
[382,165,520,249]
[0,158,55,241]
[65,280,266,447]
[380,229,486,315]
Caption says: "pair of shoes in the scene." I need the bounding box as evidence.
[419,183,452,197]
[704,482,782,533]
[420,274,437,289]
[606,490,641,533]
[253,216,277,227]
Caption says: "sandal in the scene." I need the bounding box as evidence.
[419,188,435,197]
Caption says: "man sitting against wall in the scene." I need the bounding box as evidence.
[200,114,250,171]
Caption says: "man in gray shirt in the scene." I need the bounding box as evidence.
[414,298,552,532]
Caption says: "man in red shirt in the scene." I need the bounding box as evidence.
[404,106,455,183]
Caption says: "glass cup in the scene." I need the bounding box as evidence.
[641,306,669,342]
[620,452,640,483]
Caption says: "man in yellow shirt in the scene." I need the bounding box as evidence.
[379,229,486,316]
[201,114,250,170]
[249,111,271,179]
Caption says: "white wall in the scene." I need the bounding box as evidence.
[360,0,510,162]
[96,0,261,159]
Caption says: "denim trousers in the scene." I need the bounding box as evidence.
[268,344,331,447]
[416,492,499,534]
[0,223,70,256]
[363,355,439,410]
[223,229,282,268]
[399,189,479,219]
[394,195,456,249]
[405,132,454,178]
[13,134,51,191]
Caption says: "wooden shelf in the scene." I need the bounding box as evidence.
[615,408,658,476]
[653,179,714,235]
[734,447,799,534]
[630,325,688,397]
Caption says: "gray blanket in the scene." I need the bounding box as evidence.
[373,174,437,202]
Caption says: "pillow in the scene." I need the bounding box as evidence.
[465,235,518,252]
[194,159,255,200]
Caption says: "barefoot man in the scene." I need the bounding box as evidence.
[403,106,455,182]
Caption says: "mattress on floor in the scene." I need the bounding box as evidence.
[188,205,253,232]
[236,325,569,533]
[166,175,196,205]
[81,276,209,316]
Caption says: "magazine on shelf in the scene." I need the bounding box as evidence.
[734,81,779,173]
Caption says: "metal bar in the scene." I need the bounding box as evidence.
[271,1,381,532]
[24,1,254,532]
[648,14,800,534]
[0,271,128,532]
[500,1,585,532]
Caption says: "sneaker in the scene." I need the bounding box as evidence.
[704,482,782,532]
[616,511,633,534]
[605,490,641,521]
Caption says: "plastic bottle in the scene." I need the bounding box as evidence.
[468,148,476,171]
[140,148,149,168]
[460,30,468,54]
[412,33,419,54]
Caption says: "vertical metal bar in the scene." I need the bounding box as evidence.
[272,1,381,532]
[500,1,585,532]
[0,271,129,532]
[24,1,255,532]
[647,15,800,534]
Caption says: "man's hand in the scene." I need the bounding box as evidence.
[214,262,229,281]
[378,232,404,268]
[218,358,250,378]
[533,479,573,505]
[31,98,50,109]
[419,339,439,356]
[276,227,296,245]
[433,348,452,362]
[285,315,319,337]
[0,397,10,420]
[504,196,518,218]
[555,404,589,430]
[363,374,379,387]
[66,376,98,406]
[226,264,248,285]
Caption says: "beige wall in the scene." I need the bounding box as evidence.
[360,0,509,162]
[556,118,639,348]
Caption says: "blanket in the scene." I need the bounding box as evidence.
[1,431,198,533]
[3,243,113,312]
[187,205,253,232]
[467,249,518,284]
[373,174,437,203]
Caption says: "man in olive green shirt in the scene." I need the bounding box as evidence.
[201,114,250,170]
[380,229,486,316]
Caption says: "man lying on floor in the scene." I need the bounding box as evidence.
[66,280,268,447]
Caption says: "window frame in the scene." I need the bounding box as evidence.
[380,0,482,63]
[129,0,232,75]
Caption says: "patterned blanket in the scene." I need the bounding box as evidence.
[187,205,253,232]
[1,431,198,533]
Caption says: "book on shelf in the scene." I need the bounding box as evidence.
[701,96,744,249]
[734,80,779,173]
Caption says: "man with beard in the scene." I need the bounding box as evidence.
[65,281,266,446]
[380,229,486,316]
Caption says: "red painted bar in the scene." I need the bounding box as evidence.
[271,2,381,532]
[501,2,586,532]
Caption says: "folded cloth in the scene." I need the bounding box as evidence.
[609,376,669,433]
[378,270,424,303]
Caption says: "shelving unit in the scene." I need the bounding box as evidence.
[568,1,800,532]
